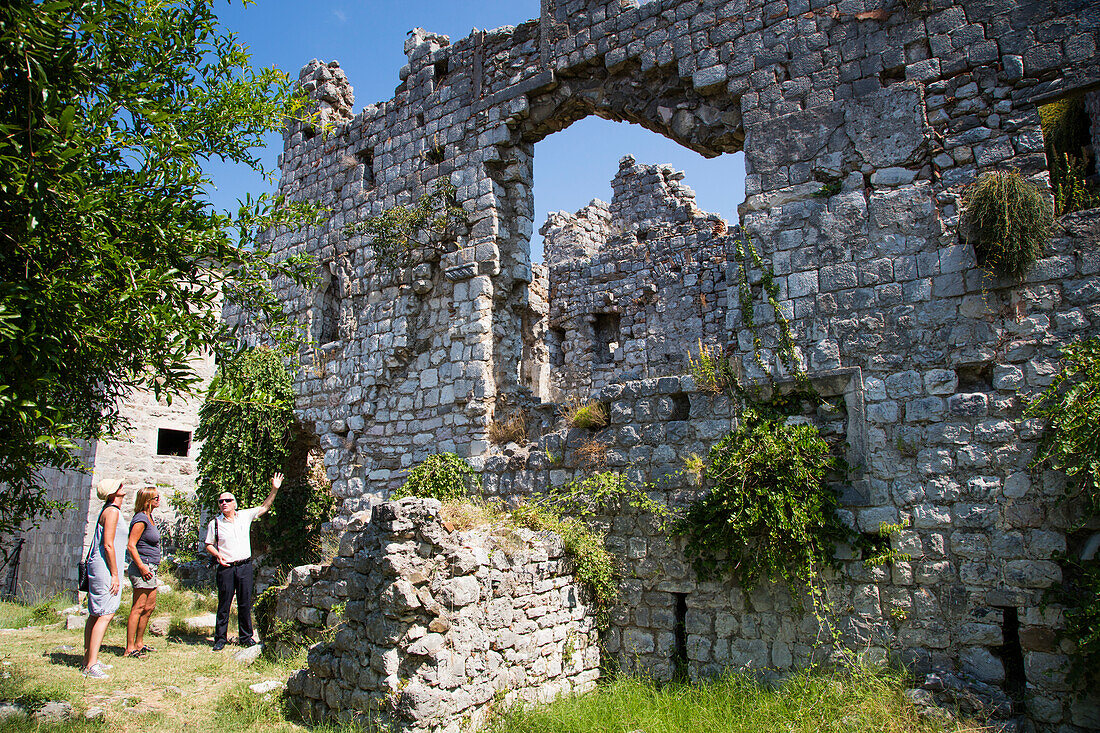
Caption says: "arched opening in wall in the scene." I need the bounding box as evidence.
[520,116,745,402]
[530,116,746,262]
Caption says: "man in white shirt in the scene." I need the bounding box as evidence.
[204,472,282,651]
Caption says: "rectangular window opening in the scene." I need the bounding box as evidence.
[994,606,1027,710]
[593,312,620,365]
[1038,89,1100,216]
[356,148,375,188]
[156,428,191,457]
[548,326,566,367]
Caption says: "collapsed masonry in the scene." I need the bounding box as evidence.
[234,0,1100,729]
[284,499,600,732]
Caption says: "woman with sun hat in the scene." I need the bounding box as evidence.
[81,477,128,679]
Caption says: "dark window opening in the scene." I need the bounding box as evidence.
[593,312,620,365]
[356,148,375,188]
[156,429,191,457]
[416,112,426,127]
[994,606,1027,710]
[956,362,992,392]
[670,392,690,421]
[548,327,566,367]
[434,59,449,82]
[302,126,316,141]
[673,592,688,681]
[636,228,649,242]
[320,276,340,344]
[1038,90,1100,216]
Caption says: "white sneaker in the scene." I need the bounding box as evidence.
[94,662,113,671]
[82,665,109,679]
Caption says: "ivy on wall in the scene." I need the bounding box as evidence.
[344,182,466,269]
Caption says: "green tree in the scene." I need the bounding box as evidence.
[195,347,335,567]
[0,0,322,535]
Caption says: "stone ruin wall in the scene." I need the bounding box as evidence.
[231,0,1100,729]
[284,499,600,732]
[543,156,735,399]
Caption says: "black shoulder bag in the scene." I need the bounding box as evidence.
[78,504,110,592]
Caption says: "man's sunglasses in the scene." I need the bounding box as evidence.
[217,498,234,504]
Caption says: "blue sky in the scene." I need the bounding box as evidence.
[207,0,745,260]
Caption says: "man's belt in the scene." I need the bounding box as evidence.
[222,557,252,567]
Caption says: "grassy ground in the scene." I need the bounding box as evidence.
[487,667,984,733]
[2,584,981,733]
[0,578,336,733]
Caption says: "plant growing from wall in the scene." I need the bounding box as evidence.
[1026,337,1100,684]
[392,452,479,502]
[344,181,466,269]
[562,397,609,430]
[961,170,1052,279]
[195,347,335,566]
[675,407,851,589]
[731,232,809,390]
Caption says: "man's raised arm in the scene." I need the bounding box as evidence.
[256,472,283,517]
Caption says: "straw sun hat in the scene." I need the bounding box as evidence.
[95,478,125,501]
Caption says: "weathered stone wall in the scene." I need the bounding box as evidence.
[241,0,1100,728]
[544,156,734,399]
[8,443,95,600]
[286,498,600,732]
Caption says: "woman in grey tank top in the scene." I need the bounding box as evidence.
[124,485,162,657]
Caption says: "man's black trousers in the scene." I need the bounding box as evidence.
[215,560,254,644]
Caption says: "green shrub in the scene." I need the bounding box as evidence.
[961,170,1052,279]
[393,452,478,502]
[676,408,851,588]
[1027,338,1100,514]
[508,502,617,628]
[688,339,735,395]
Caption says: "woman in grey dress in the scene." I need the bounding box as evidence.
[82,477,128,679]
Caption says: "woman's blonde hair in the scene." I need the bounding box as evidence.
[133,485,159,516]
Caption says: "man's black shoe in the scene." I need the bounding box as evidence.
[239,638,256,648]
[212,640,226,651]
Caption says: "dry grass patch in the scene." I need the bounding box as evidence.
[489,410,527,444]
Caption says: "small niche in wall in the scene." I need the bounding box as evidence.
[956,362,992,392]
[356,148,375,188]
[426,141,445,165]
[593,312,620,365]
[670,392,690,421]
[434,58,449,82]
[156,428,191,457]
